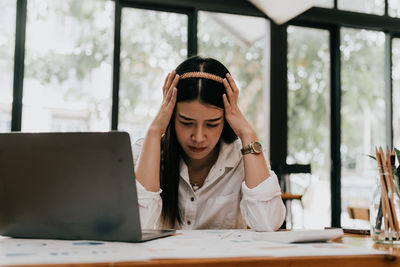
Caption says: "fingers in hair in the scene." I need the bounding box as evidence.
[222,94,231,110]
[171,73,180,90]
[168,87,177,107]
[223,78,234,101]
[226,73,239,96]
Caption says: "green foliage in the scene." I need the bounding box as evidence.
[287,26,387,180]
[287,26,330,179]
[3,1,269,139]
[198,12,266,142]
[118,9,187,123]
[395,148,400,177]
[0,0,17,71]
[25,0,113,85]
[340,28,385,169]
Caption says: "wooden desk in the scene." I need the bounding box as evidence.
[7,234,400,267]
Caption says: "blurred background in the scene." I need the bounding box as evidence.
[2,0,400,230]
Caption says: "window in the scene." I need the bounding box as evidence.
[198,11,269,145]
[287,26,331,229]
[340,28,386,228]
[0,0,16,132]
[5,0,400,228]
[314,0,334,8]
[389,0,400,17]
[118,8,187,142]
[338,0,385,15]
[393,38,400,148]
[22,0,114,132]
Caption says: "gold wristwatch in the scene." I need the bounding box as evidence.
[241,141,263,155]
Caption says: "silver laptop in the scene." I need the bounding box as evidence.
[0,131,175,242]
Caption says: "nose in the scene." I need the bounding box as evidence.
[191,125,206,143]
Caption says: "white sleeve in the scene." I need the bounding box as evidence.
[240,170,286,231]
[132,138,162,230]
[136,179,162,230]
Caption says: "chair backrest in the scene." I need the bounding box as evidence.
[347,206,370,221]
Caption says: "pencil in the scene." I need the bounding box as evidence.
[380,147,399,238]
[379,147,395,234]
[376,148,393,238]
[386,147,399,233]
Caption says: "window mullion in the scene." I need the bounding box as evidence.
[111,0,122,130]
[330,25,341,228]
[187,9,197,57]
[385,33,393,147]
[11,0,27,131]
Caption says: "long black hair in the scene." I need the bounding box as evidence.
[159,56,237,228]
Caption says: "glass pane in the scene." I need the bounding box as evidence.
[119,9,187,142]
[23,0,114,132]
[287,26,331,229]
[394,38,400,148]
[198,11,269,146]
[341,28,386,228]
[0,0,16,132]
[338,0,385,15]
[389,0,400,19]
[314,0,334,8]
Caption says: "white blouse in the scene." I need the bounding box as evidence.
[133,139,286,231]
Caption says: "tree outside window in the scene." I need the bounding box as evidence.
[22,0,114,132]
[118,8,187,142]
[340,28,386,228]
[198,11,269,146]
[0,0,16,132]
[393,38,400,148]
[287,26,331,229]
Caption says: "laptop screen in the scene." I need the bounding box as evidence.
[0,131,143,241]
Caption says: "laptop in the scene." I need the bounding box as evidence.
[0,131,175,242]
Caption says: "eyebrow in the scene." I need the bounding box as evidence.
[178,114,223,122]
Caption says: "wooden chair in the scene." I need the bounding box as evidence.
[280,172,311,229]
[272,163,311,229]
[281,192,304,229]
[347,206,370,221]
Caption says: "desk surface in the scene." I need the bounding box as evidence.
[3,233,400,267]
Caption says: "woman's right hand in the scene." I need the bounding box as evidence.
[149,70,179,137]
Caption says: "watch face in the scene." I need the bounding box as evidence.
[252,141,262,153]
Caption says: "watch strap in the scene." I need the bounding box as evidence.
[241,141,262,155]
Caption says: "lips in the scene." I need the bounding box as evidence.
[189,146,206,153]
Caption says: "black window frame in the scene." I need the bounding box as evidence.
[286,5,400,227]
[10,0,400,227]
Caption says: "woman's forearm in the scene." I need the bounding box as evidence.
[135,71,178,192]
[135,127,163,192]
[239,129,270,189]
[221,74,270,188]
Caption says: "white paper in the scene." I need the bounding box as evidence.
[0,230,387,266]
[0,237,149,266]
[142,230,385,259]
[251,228,344,243]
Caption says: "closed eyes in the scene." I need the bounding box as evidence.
[179,121,220,128]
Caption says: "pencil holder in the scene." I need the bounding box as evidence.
[370,171,400,244]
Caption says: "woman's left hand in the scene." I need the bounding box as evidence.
[222,73,256,140]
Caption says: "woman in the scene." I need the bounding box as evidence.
[134,56,285,231]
